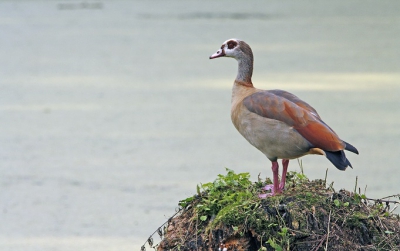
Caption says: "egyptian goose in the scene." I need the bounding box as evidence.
[209,39,358,196]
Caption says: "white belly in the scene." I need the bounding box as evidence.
[231,104,311,161]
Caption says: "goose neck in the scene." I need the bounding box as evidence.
[236,56,253,86]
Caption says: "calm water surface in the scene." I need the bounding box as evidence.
[1,1,399,250]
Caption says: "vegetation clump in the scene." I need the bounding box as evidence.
[149,168,400,251]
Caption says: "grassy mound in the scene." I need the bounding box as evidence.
[150,169,400,251]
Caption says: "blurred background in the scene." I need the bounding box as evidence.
[1,0,399,250]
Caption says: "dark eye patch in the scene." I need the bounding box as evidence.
[227,40,237,50]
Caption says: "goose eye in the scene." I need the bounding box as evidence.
[227,41,237,50]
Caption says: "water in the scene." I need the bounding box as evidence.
[1,1,399,250]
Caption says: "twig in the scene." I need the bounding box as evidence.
[364,197,400,205]
[311,234,327,251]
[324,168,328,187]
[288,228,313,236]
[324,209,332,251]
[380,194,400,200]
[141,208,183,249]
[297,159,304,174]
[328,181,335,192]
[353,176,358,194]
[389,204,399,214]
[195,212,199,251]
[325,196,333,251]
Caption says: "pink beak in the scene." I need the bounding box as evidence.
[209,49,225,59]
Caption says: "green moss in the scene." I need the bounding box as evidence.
[158,169,400,251]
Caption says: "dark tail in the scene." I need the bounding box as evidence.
[325,150,353,171]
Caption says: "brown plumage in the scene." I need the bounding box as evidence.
[210,39,358,196]
[243,91,345,152]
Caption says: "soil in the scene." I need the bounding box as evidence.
[145,171,400,251]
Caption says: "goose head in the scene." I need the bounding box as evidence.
[209,38,254,84]
[209,38,253,61]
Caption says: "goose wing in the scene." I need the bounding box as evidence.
[243,90,345,152]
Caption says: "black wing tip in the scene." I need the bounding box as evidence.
[343,141,359,155]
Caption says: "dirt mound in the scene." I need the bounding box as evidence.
[144,169,400,251]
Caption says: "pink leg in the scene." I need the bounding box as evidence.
[271,161,282,194]
[279,159,289,190]
[259,161,283,198]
